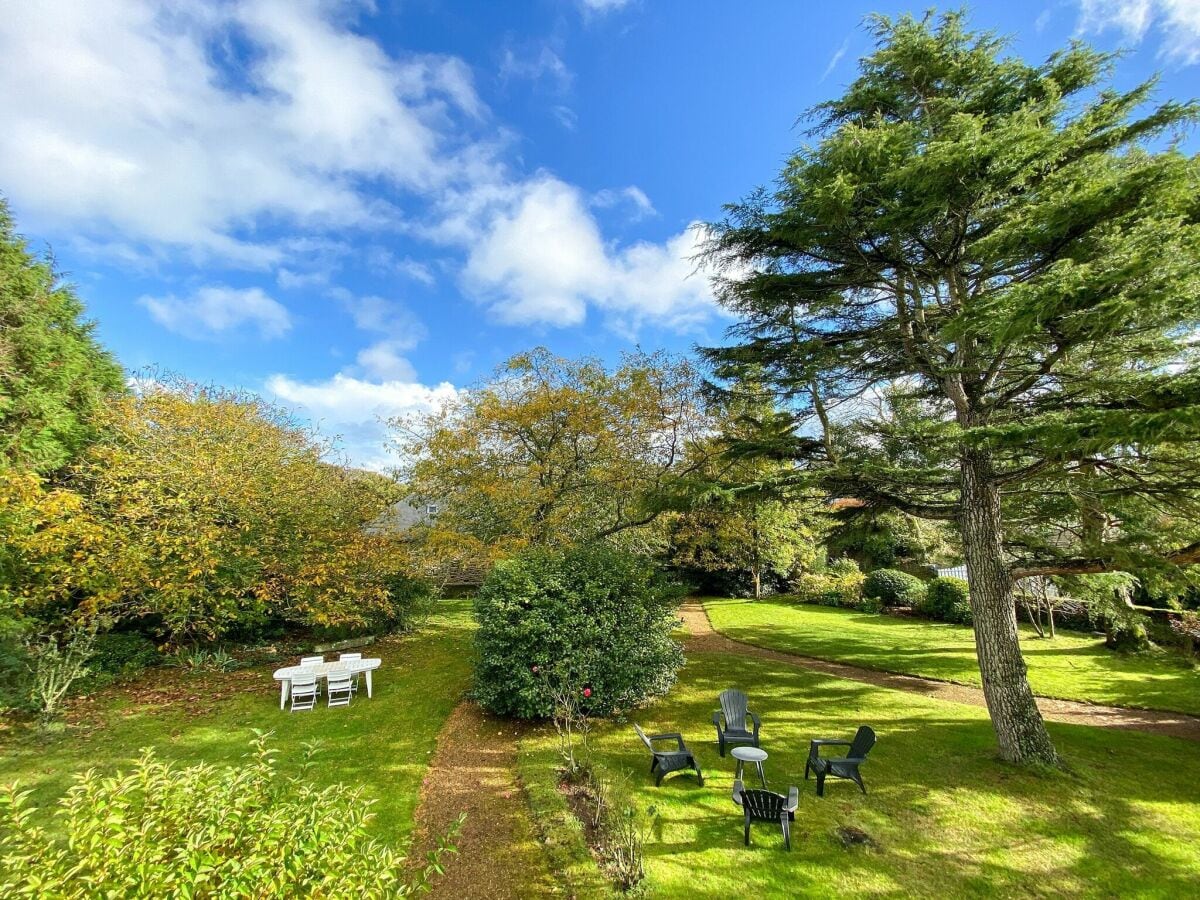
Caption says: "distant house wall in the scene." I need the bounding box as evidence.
[367,500,440,534]
[367,500,490,588]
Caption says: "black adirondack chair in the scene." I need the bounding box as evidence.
[712,689,761,757]
[734,781,799,850]
[634,724,704,786]
[805,725,876,796]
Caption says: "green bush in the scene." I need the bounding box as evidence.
[90,631,161,676]
[789,558,864,607]
[863,568,927,607]
[473,544,684,720]
[919,576,970,622]
[0,734,456,898]
[856,595,885,614]
[313,574,436,643]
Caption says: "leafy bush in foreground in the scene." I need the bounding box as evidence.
[0,734,457,898]
[474,544,684,719]
[863,568,927,608]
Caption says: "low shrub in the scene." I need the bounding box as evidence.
[0,734,457,897]
[864,568,927,608]
[856,595,885,614]
[789,558,865,607]
[89,631,161,677]
[474,544,684,720]
[311,574,436,643]
[920,576,970,621]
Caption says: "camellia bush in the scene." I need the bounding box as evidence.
[0,734,458,898]
[473,544,685,719]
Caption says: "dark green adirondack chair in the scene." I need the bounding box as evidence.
[712,688,761,757]
[733,780,799,850]
[634,724,704,786]
[805,725,876,796]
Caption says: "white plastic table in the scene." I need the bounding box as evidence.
[731,746,769,788]
[273,658,381,709]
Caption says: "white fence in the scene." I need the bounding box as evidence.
[934,565,1058,597]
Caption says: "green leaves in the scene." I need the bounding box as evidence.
[0,737,459,898]
[0,200,124,475]
[704,9,1200,581]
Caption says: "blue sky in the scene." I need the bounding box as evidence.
[2,0,1198,468]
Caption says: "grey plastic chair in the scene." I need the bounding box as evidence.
[712,689,761,757]
[735,782,799,850]
[634,724,704,786]
[805,725,876,796]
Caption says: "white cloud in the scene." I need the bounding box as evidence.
[1161,0,1200,62]
[1076,0,1200,63]
[1,0,719,340]
[365,247,437,285]
[462,175,718,332]
[265,372,457,470]
[355,341,419,381]
[552,105,579,130]
[0,0,486,263]
[334,292,426,346]
[820,36,851,83]
[593,185,656,220]
[139,285,292,339]
[499,44,573,91]
[580,0,633,12]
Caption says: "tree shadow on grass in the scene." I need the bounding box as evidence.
[584,650,1200,898]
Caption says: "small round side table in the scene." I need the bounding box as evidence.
[731,746,768,788]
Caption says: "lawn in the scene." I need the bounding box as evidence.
[704,598,1200,716]
[0,601,476,847]
[520,647,1200,898]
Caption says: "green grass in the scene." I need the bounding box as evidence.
[704,598,1200,716]
[520,648,1200,898]
[0,601,476,847]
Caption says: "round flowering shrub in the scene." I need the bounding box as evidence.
[863,567,927,608]
[473,544,685,719]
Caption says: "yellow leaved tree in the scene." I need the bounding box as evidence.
[391,348,712,563]
[71,379,407,641]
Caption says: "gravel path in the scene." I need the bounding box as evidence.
[411,702,559,899]
[681,600,1200,742]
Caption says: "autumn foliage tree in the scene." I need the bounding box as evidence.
[68,380,407,641]
[393,348,711,559]
[704,12,1200,764]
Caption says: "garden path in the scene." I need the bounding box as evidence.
[411,701,560,899]
[681,600,1200,741]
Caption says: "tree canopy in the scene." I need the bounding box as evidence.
[393,347,711,559]
[0,199,124,475]
[704,11,1200,764]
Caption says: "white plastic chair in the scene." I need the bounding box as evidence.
[300,656,325,695]
[327,670,354,708]
[339,653,362,694]
[290,674,318,712]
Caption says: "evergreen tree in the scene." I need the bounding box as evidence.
[0,200,124,474]
[704,12,1200,764]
